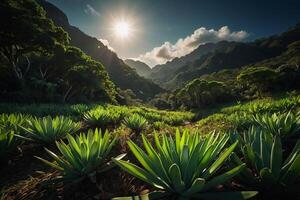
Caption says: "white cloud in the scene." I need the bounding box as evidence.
[98,38,115,52]
[137,26,249,67]
[84,4,100,17]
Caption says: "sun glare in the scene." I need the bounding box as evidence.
[114,21,130,38]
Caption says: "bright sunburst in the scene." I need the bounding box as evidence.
[114,21,131,38]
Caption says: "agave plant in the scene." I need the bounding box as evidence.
[152,121,168,130]
[274,96,300,112]
[227,112,254,130]
[247,102,268,114]
[70,104,94,119]
[122,114,148,133]
[253,111,300,138]
[21,116,81,143]
[83,108,121,129]
[230,126,300,194]
[112,129,257,200]
[162,115,185,126]
[36,129,125,181]
[0,129,19,159]
[139,112,162,123]
[0,113,30,133]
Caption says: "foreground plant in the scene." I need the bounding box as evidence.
[0,129,19,159]
[21,116,81,143]
[113,129,257,200]
[230,126,300,195]
[37,129,125,181]
[122,114,148,133]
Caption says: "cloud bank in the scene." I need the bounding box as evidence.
[137,26,249,67]
[98,38,115,52]
[84,4,100,17]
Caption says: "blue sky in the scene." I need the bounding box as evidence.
[47,0,300,66]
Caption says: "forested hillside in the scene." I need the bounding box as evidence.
[124,59,152,78]
[149,25,300,90]
[0,0,117,103]
[150,25,300,110]
[38,0,164,101]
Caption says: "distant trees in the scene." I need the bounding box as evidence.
[149,28,300,110]
[0,0,117,103]
[237,67,278,98]
[277,64,300,90]
[151,63,299,110]
[175,79,231,109]
[149,93,172,109]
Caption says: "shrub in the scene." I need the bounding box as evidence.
[113,129,256,199]
[21,116,81,143]
[36,129,124,181]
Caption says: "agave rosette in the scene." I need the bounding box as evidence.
[113,129,256,199]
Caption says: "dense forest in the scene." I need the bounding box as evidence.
[1,0,300,200]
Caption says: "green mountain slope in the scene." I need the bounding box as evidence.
[158,25,300,90]
[173,31,300,109]
[124,59,152,78]
[150,42,218,84]
[38,0,164,100]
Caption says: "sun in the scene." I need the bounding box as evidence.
[114,21,130,38]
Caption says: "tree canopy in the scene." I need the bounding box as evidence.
[0,0,117,103]
[237,67,278,98]
[175,79,231,109]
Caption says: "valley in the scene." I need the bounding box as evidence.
[0,0,300,199]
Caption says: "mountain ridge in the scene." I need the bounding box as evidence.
[149,42,218,84]
[151,24,300,90]
[124,59,152,78]
[38,0,164,100]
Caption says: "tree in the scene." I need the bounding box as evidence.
[0,0,117,103]
[0,0,68,83]
[237,67,278,98]
[29,46,117,103]
[176,79,230,109]
[62,47,117,102]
